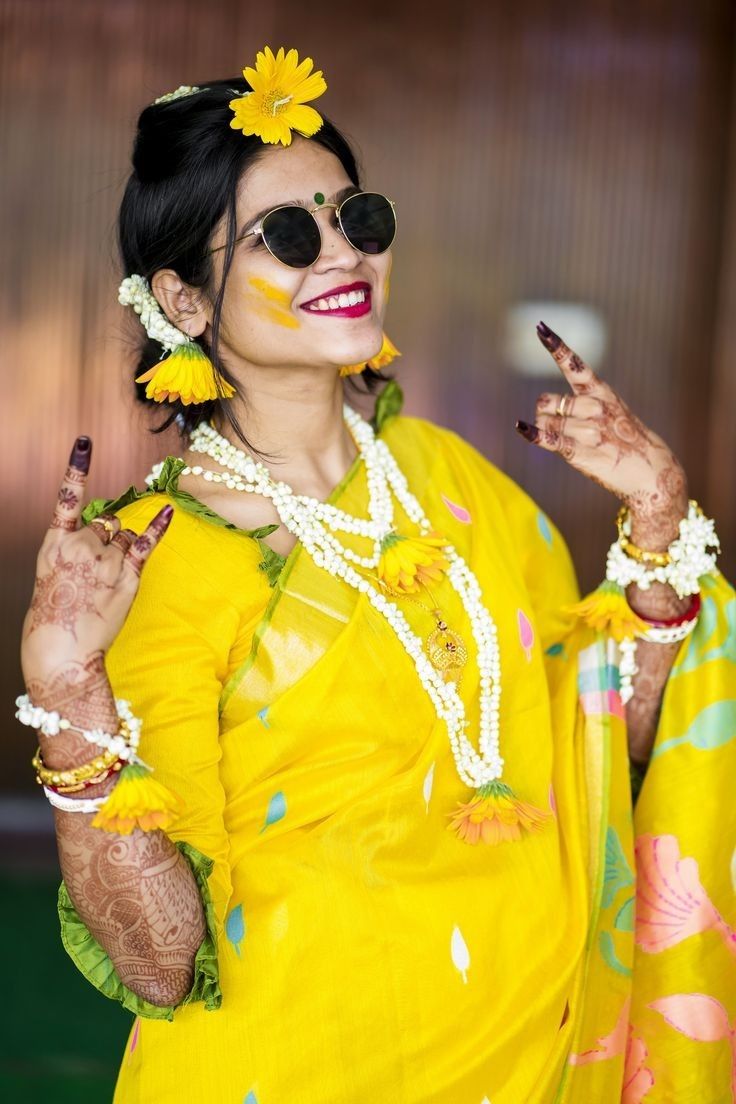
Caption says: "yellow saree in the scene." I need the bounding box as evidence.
[62,396,735,1103]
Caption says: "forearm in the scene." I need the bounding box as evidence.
[624,501,690,765]
[26,651,205,1007]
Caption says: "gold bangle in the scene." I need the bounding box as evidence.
[32,745,122,790]
[615,506,672,568]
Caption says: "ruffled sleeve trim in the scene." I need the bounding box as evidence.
[57,840,222,1022]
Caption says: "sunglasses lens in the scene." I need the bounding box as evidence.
[340,192,396,255]
[262,206,321,268]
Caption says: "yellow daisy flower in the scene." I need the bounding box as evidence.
[135,344,236,406]
[378,531,448,595]
[567,580,649,642]
[340,333,401,377]
[229,47,327,147]
[447,781,550,845]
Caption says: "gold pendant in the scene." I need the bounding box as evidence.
[426,611,468,683]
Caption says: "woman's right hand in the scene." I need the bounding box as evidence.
[20,436,173,684]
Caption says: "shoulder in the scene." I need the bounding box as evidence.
[81,461,272,603]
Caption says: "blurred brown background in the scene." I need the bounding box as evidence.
[3,0,736,790]
[2,0,736,1096]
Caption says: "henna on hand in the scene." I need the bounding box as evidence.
[518,323,694,763]
[57,815,206,1006]
[28,545,113,641]
[26,651,120,772]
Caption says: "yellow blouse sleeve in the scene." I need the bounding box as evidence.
[57,490,271,1019]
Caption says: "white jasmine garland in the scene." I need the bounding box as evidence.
[15,694,146,766]
[118,274,190,354]
[180,408,505,790]
[607,501,719,598]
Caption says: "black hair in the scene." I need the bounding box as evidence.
[118,78,388,450]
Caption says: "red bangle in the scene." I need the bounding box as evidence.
[631,592,701,629]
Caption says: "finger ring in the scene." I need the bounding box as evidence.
[89,516,115,541]
[556,395,571,418]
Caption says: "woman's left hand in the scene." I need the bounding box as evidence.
[516,321,688,545]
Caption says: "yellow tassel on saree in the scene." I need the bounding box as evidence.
[61,402,734,1103]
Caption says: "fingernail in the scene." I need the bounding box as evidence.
[161,505,174,519]
[536,321,560,351]
[69,436,92,470]
[515,420,540,443]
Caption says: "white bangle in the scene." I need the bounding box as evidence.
[607,500,719,598]
[639,617,699,645]
[43,787,109,814]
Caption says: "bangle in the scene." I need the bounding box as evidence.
[607,499,719,598]
[17,692,182,834]
[616,507,671,567]
[630,593,701,630]
[32,745,124,793]
[43,787,109,814]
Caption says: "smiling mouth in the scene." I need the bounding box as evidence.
[300,284,372,317]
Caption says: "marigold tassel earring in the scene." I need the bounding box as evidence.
[135,343,235,406]
[119,274,237,405]
[340,332,401,377]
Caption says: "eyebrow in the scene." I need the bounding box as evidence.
[237,184,361,239]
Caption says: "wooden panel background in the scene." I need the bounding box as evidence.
[3,0,735,792]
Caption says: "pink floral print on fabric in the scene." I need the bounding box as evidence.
[635,834,736,957]
[569,997,630,1066]
[622,1025,654,1103]
[440,494,472,524]
[649,994,736,1101]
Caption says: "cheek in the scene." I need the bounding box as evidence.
[244,274,302,331]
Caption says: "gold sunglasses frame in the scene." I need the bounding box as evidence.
[209,190,397,268]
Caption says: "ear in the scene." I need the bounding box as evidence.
[150,269,209,339]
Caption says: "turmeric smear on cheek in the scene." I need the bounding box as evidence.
[246,276,300,330]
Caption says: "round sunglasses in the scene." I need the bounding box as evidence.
[210,191,397,269]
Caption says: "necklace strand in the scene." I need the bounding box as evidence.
[180,409,504,789]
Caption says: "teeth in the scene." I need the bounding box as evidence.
[306,288,368,311]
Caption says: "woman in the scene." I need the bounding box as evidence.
[18,47,735,1103]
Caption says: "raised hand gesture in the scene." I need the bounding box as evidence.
[516,322,688,547]
[20,436,172,684]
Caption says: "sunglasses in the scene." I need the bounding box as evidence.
[210,190,397,269]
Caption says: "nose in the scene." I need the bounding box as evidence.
[311,207,361,272]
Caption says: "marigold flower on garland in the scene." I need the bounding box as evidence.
[567,580,649,642]
[378,531,448,595]
[230,47,327,147]
[447,781,550,845]
[340,333,401,377]
[135,344,236,406]
[92,763,184,835]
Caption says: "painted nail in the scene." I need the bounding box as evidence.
[69,436,92,470]
[161,505,174,519]
[515,420,540,443]
[536,321,561,351]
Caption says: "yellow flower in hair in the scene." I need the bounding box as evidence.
[567,580,649,642]
[136,343,236,406]
[230,47,327,147]
[340,333,401,377]
[378,531,448,595]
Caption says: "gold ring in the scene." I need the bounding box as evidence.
[556,395,570,418]
[89,516,115,538]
